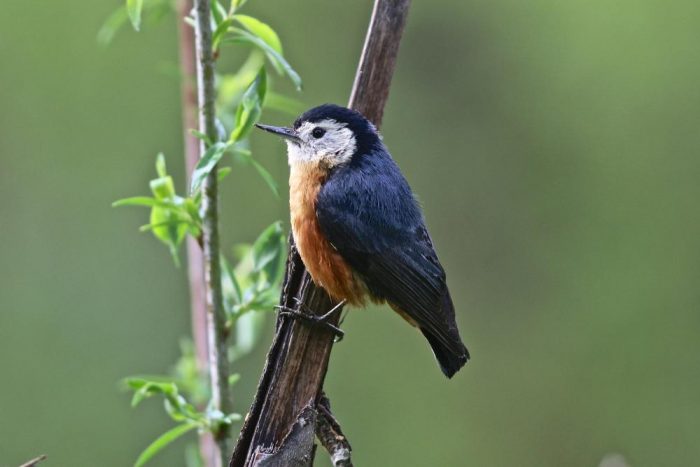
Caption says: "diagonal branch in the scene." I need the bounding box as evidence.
[229,1,411,465]
[348,0,412,124]
[18,455,47,467]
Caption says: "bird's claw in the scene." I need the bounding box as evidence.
[275,299,347,342]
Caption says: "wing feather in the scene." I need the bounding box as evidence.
[316,149,467,367]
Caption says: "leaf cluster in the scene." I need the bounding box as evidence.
[106,0,302,465]
[114,154,201,265]
[125,374,241,467]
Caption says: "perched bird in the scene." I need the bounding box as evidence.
[255,104,469,377]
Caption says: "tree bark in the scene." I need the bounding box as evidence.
[229,1,411,465]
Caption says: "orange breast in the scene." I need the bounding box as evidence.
[289,163,366,305]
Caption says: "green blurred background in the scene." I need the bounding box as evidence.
[2,0,699,465]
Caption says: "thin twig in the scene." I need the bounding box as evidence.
[18,455,47,467]
[193,0,233,466]
[316,394,352,467]
[177,0,217,465]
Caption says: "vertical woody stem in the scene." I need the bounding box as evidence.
[193,0,233,465]
[177,0,218,464]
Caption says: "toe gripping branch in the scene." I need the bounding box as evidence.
[275,298,347,342]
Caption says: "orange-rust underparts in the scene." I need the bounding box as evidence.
[289,162,367,306]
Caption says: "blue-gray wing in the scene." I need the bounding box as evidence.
[316,150,468,376]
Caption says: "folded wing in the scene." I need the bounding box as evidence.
[316,150,468,376]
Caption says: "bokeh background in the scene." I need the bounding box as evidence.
[2,0,699,466]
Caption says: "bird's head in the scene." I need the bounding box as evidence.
[255,104,380,168]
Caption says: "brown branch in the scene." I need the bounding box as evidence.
[231,243,338,466]
[316,394,353,467]
[348,0,411,125]
[229,1,411,465]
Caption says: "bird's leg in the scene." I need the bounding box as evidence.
[275,298,347,341]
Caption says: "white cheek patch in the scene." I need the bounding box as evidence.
[318,126,356,166]
[286,119,357,167]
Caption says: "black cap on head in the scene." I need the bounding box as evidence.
[294,104,381,155]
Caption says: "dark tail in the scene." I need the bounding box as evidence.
[421,289,469,378]
[421,329,469,378]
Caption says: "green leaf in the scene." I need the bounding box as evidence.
[124,377,149,391]
[231,310,267,360]
[97,6,129,46]
[210,0,226,27]
[172,339,209,405]
[139,220,194,232]
[169,396,202,423]
[150,177,176,200]
[148,208,187,266]
[146,155,187,264]
[264,92,305,115]
[114,153,201,265]
[224,30,302,90]
[100,0,173,44]
[229,68,267,143]
[146,0,173,24]
[232,243,252,262]
[122,376,176,389]
[184,197,201,219]
[232,15,282,54]
[217,167,232,182]
[221,256,243,306]
[212,18,234,50]
[251,221,284,278]
[228,373,241,386]
[112,196,170,208]
[230,0,249,13]
[190,142,229,193]
[126,0,144,31]
[134,422,198,467]
[216,51,265,112]
[189,129,212,145]
[155,153,167,178]
[230,141,252,158]
[249,158,279,197]
[127,380,178,407]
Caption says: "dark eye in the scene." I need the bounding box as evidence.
[311,127,326,139]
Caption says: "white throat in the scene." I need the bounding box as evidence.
[286,119,357,167]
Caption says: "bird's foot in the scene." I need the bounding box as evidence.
[275,299,347,342]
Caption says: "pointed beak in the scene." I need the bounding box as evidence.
[255,123,301,143]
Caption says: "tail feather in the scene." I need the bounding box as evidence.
[421,329,469,378]
[422,288,469,378]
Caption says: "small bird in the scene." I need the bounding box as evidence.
[255,104,469,377]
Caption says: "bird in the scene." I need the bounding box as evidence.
[255,104,469,378]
